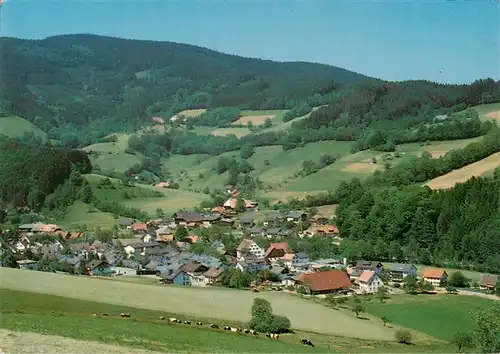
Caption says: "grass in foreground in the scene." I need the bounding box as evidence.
[363,294,494,341]
[0,289,454,353]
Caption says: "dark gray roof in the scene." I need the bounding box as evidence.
[269,266,286,275]
[266,228,280,235]
[249,227,263,234]
[286,211,305,219]
[239,215,254,223]
[391,263,416,272]
[119,218,135,226]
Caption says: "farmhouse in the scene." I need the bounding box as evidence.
[223,198,258,210]
[235,255,268,273]
[203,266,227,285]
[173,211,221,227]
[356,270,383,294]
[296,269,351,295]
[263,215,279,227]
[161,269,191,286]
[118,217,135,229]
[131,223,148,234]
[264,242,292,264]
[480,274,499,291]
[282,252,309,270]
[238,215,254,228]
[422,268,448,287]
[285,211,307,223]
[390,263,417,281]
[310,214,329,226]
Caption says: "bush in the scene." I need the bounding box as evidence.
[395,329,412,344]
[249,298,291,333]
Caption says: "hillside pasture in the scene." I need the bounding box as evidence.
[61,201,118,230]
[473,102,500,122]
[85,134,142,173]
[85,174,208,215]
[0,116,48,141]
[363,294,494,341]
[397,137,483,158]
[425,151,500,190]
[210,127,251,138]
[0,269,394,341]
[232,110,285,126]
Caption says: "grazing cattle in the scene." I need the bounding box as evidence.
[266,333,271,338]
[224,326,231,331]
[267,333,279,339]
[244,329,250,334]
[230,327,239,332]
[175,319,182,323]
[92,313,99,317]
[210,324,219,329]
[196,321,203,326]
[169,317,177,323]
[183,320,191,325]
[301,339,314,347]
[120,313,131,318]
[250,330,258,335]
[101,313,109,317]
[159,316,165,320]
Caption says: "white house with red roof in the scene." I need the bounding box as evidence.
[356,270,384,294]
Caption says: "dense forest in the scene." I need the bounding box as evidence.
[0,34,369,146]
[0,135,92,211]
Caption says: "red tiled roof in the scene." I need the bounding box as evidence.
[357,270,375,283]
[316,225,339,234]
[282,253,295,261]
[132,223,148,232]
[264,242,292,258]
[422,268,447,279]
[298,270,351,292]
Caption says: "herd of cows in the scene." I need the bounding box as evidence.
[91,312,315,347]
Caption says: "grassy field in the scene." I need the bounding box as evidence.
[363,294,494,341]
[61,201,118,229]
[84,174,208,215]
[210,127,251,138]
[0,268,394,341]
[232,110,286,126]
[86,134,142,173]
[0,116,48,141]
[0,329,162,354]
[473,102,500,122]
[425,151,500,189]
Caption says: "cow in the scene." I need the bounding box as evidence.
[169,317,178,323]
[210,324,219,329]
[244,329,250,334]
[250,330,258,335]
[196,321,203,326]
[301,339,314,347]
[101,313,109,317]
[92,313,99,317]
[120,313,131,318]
[159,316,166,320]
[224,326,231,331]
[268,333,279,339]
[183,320,191,325]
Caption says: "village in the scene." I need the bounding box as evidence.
[2,190,499,297]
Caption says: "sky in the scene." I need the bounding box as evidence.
[0,0,498,84]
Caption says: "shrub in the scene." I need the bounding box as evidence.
[249,298,291,333]
[395,329,412,344]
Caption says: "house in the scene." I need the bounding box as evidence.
[238,215,255,228]
[203,266,227,285]
[118,217,135,229]
[40,243,62,260]
[315,225,339,237]
[223,198,258,210]
[296,269,351,295]
[390,263,418,281]
[356,270,384,294]
[124,241,163,257]
[480,274,499,291]
[422,268,448,287]
[354,260,384,274]
[182,261,209,285]
[263,215,279,227]
[173,211,204,226]
[264,242,292,264]
[162,269,192,286]
[310,214,329,226]
[265,228,280,238]
[156,227,174,243]
[39,224,62,233]
[131,223,148,234]
[285,211,307,223]
[249,227,265,238]
[347,267,363,280]
[236,239,265,260]
[86,260,113,276]
[282,252,309,269]
[201,214,222,227]
[236,254,268,273]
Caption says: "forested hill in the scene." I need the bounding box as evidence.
[0,34,370,136]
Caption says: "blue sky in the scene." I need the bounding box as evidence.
[1,0,498,84]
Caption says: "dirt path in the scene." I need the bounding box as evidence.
[0,329,162,354]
